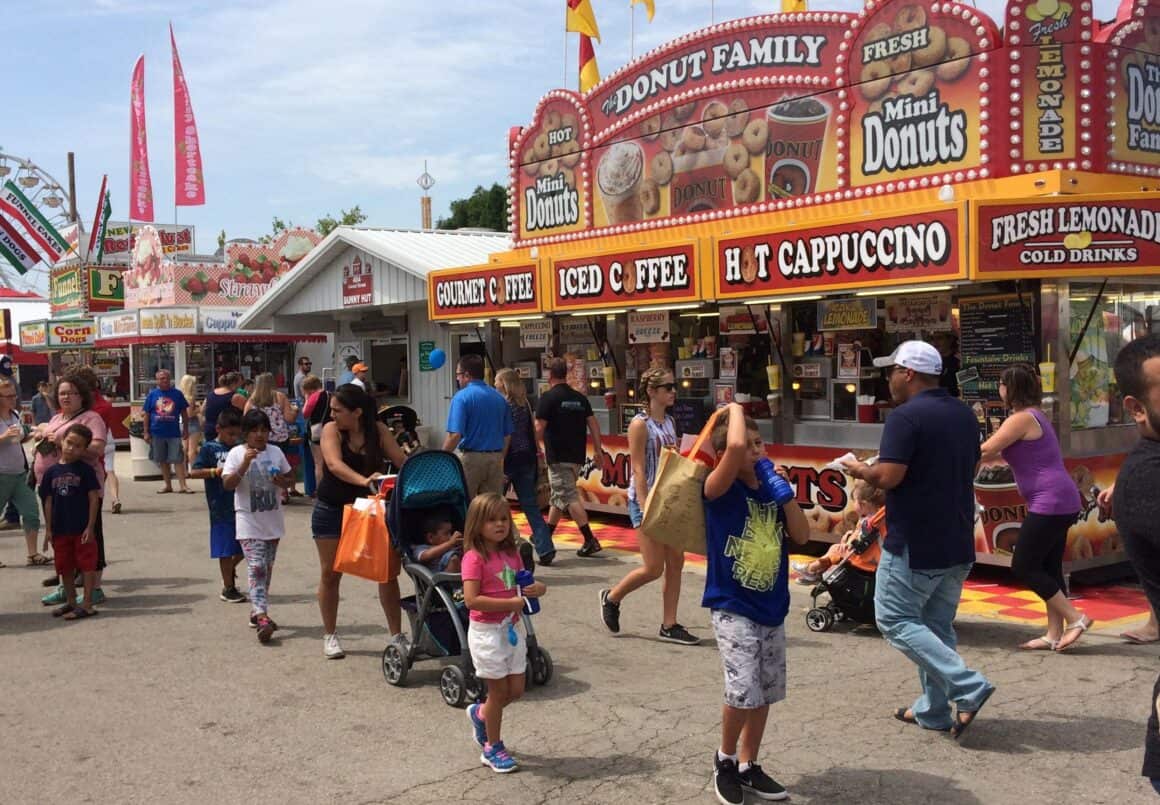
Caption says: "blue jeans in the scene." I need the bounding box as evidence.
[874,546,994,730]
[507,462,554,558]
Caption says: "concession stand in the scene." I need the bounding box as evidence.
[427,0,1160,569]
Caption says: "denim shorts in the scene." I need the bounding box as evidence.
[628,497,643,528]
[149,437,183,465]
[311,499,345,539]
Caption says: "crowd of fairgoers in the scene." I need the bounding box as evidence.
[11,338,1160,802]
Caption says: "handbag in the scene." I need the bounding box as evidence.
[333,491,397,583]
[640,409,724,556]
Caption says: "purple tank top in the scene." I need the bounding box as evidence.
[1000,408,1081,516]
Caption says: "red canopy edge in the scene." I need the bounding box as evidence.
[94,333,326,347]
[0,342,49,366]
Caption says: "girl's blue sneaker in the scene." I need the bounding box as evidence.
[467,702,487,748]
[481,741,518,773]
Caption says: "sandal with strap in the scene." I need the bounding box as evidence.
[26,553,52,566]
[893,707,951,732]
[1056,615,1094,652]
[1019,635,1059,651]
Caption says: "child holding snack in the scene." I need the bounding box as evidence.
[461,493,546,774]
[39,424,102,620]
[703,404,810,803]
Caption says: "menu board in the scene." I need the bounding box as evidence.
[958,294,1036,402]
[672,397,707,438]
[620,403,646,432]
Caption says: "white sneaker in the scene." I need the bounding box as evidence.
[323,633,345,659]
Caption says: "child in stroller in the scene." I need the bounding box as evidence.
[411,513,463,573]
[381,450,553,709]
[800,480,886,633]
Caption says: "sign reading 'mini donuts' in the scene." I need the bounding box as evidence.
[427,263,541,321]
[713,206,967,299]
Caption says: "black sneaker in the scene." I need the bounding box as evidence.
[599,588,620,633]
[538,550,556,567]
[713,756,744,805]
[659,623,700,646]
[739,763,788,801]
[220,587,247,603]
[517,539,535,572]
[576,537,602,557]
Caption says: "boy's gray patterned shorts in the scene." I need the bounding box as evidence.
[711,609,787,709]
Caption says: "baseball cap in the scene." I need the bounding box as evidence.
[352,362,369,373]
[872,340,943,375]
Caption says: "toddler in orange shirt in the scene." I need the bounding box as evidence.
[793,480,886,583]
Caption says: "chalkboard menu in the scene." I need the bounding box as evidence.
[672,397,707,437]
[959,294,1035,402]
[620,403,646,432]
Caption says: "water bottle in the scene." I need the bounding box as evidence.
[515,569,540,615]
[755,457,795,506]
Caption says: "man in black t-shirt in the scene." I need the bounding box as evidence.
[1112,334,1160,792]
[535,358,604,557]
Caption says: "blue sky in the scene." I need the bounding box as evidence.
[5,0,1121,268]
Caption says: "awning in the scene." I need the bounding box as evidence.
[95,333,327,348]
[0,342,48,366]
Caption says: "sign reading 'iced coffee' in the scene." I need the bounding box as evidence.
[427,264,540,321]
[974,196,1160,277]
[714,206,966,299]
[550,243,698,312]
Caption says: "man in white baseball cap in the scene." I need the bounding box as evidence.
[843,339,994,740]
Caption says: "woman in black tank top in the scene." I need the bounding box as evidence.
[203,372,245,441]
[311,384,408,659]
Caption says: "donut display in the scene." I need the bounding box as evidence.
[734,167,761,204]
[522,147,539,176]
[640,178,661,216]
[860,61,893,101]
[725,98,750,138]
[722,143,750,180]
[650,151,674,186]
[532,133,551,161]
[682,125,708,152]
[742,118,769,155]
[557,139,581,168]
[702,100,729,139]
[894,4,926,32]
[538,157,560,178]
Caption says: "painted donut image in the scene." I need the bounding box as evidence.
[682,125,708,152]
[544,110,562,131]
[935,37,973,82]
[742,117,769,155]
[659,118,681,152]
[769,159,810,198]
[725,98,751,138]
[539,157,560,178]
[723,143,750,180]
[894,4,927,32]
[640,115,661,140]
[860,60,893,101]
[896,69,935,98]
[733,167,760,204]
[701,100,729,138]
[557,139,581,168]
[672,100,697,121]
[640,179,661,216]
[650,151,674,186]
[912,26,948,68]
[522,147,540,176]
[533,133,551,161]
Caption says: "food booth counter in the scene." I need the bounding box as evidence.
[429,0,1160,569]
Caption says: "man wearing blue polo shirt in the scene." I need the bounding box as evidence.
[843,340,994,741]
[443,354,513,498]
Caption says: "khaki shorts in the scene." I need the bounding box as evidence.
[457,451,505,499]
[547,463,581,509]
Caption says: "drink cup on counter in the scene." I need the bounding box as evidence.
[791,333,805,357]
[603,391,617,410]
[1039,361,1056,394]
[766,364,781,391]
[602,366,615,388]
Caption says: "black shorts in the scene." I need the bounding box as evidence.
[311,499,344,540]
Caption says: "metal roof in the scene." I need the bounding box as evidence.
[238,226,510,329]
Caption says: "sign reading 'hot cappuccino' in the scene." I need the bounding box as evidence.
[714,206,966,299]
[428,264,540,321]
[549,243,699,312]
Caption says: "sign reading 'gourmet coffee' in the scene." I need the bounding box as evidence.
[714,206,966,299]
[975,195,1160,277]
[550,243,699,312]
[428,264,540,321]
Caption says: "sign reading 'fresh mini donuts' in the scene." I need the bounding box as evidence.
[713,206,966,299]
[549,243,699,312]
[427,264,540,321]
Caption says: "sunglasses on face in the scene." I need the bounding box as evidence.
[652,382,676,392]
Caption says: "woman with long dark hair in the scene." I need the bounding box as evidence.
[981,364,1090,651]
[311,384,408,660]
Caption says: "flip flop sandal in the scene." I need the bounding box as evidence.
[951,686,995,741]
[1056,615,1094,652]
[51,604,75,618]
[63,608,98,620]
[111,502,122,514]
[1120,630,1158,645]
[26,553,52,566]
[179,489,196,494]
[893,708,950,732]
[156,488,174,494]
[1019,635,1059,651]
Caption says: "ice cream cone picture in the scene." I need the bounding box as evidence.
[1063,231,1093,250]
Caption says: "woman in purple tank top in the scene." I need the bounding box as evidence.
[981,364,1091,652]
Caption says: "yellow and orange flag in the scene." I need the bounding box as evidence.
[632,0,656,22]
[567,0,601,93]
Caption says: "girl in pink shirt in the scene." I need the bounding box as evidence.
[461,493,546,773]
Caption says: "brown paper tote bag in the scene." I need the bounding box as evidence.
[640,409,723,556]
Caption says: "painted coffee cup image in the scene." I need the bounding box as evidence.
[597,141,645,224]
[974,464,1025,554]
[765,97,830,197]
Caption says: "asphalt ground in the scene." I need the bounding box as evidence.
[1,463,1157,804]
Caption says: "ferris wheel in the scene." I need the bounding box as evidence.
[0,149,74,294]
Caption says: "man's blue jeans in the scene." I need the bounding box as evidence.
[507,462,555,558]
[874,546,994,730]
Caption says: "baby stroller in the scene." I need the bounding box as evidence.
[804,520,879,633]
[381,450,553,707]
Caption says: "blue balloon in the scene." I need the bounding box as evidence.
[428,348,446,370]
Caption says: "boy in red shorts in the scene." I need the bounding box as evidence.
[39,423,101,620]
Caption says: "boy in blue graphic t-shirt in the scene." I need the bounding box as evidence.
[190,407,246,604]
[702,404,810,804]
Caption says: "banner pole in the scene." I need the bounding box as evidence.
[630,3,635,61]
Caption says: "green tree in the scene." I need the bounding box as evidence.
[436,183,507,231]
[216,228,226,251]
[316,206,367,237]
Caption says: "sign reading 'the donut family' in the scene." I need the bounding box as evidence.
[427,264,540,321]
[713,206,967,299]
[1100,0,1160,175]
[549,243,699,312]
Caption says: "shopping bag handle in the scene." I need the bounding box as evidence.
[685,407,726,460]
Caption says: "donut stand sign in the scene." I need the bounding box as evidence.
[550,243,699,312]
[1101,0,1160,175]
[513,98,589,240]
[714,206,967,299]
[843,1,999,188]
[428,264,540,321]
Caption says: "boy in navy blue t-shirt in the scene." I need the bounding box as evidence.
[702,404,809,804]
[39,423,102,620]
[189,407,246,603]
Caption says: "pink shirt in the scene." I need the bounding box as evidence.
[34,410,108,487]
[461,547,521,624]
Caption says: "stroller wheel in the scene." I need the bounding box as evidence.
[806,607,834,633]
[529,647,553,686]
[382,643,408,686]
[440,665,468,707]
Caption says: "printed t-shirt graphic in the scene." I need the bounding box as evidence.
[725,497,785,592]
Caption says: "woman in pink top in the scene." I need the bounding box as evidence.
[981,364,1090,652]
[32,377,109,600]
[461,493,546,773]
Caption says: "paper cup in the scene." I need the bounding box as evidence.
[766,364,781,390]
[602,366,615,387]
[1039,362,1056,394]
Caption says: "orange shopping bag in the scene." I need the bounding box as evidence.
[334,492,397,583]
